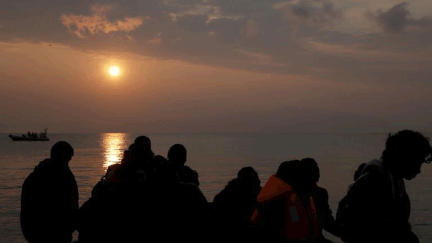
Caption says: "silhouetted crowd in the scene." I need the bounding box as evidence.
[20,130,432,243]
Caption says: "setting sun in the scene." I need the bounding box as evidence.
[109,66,120,77]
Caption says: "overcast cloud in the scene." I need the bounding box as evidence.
[1,0,431,81]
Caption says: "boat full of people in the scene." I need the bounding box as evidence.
[9,128,49,141]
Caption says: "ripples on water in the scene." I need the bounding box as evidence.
[101,133,128,170]
[1,133,432,242]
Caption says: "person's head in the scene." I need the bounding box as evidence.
[276,160,315,195]
[302,158,320,183]
[167,144,187,166]
[237,166,260,187]
[381,130,432,180]
[50,141,74,166]
[354,163,367,181]
[128,143,135,151]
[132,136,154,160]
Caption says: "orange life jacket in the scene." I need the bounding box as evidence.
[250,175,319,241]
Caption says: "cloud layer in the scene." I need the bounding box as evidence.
[60,4,147,38]
[368,2,432,34]
[1,1,432,85]
[286,0,343,23]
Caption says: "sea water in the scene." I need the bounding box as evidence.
[1,133,431,242]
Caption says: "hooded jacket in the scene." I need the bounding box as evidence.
[20,159,79,243]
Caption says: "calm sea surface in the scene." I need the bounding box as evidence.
[1,133,431,242]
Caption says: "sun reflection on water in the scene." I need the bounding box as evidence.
[102,133,128,170]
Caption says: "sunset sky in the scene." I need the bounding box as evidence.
[1,0,432,133]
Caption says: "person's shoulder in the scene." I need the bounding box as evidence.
[178,165,199,183]
[181,181,200,191]
[183,165,198,174]
[213,182,234,203]
[22,170,38,190]
[315,186,328,194]
[107,163,122,172]
[313,186,329,200]
[36,158,55,169]
[181,182,205,196]
[23,159,51,184]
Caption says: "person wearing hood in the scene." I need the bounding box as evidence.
[250,160,319,243]
[20,141,78,243]
[337,130,432,243]
[211,167,262,242]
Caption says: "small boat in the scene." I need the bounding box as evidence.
[9,128,49,141]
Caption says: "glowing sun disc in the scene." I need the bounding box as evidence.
[109,66,120,76]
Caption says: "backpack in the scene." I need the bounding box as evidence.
[336,160,396,242]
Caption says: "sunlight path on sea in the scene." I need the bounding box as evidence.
[101,133,128,170]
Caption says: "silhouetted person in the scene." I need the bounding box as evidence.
[20,141,78,243]
[303,158,340,243]
[213,167,262,220]
[79,155,149,241]
[167,144,200,186]
[79,137,155,242]
[144,163,209,243]
[211,167,261,242]
[129,136,154,176]
[78,170,148,242]
[103,136,154,183]
[337,130,432,243]
[250,160,319,243]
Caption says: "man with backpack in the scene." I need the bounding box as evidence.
[336,130,432,243]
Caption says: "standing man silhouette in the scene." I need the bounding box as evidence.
[21,141,78,243]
